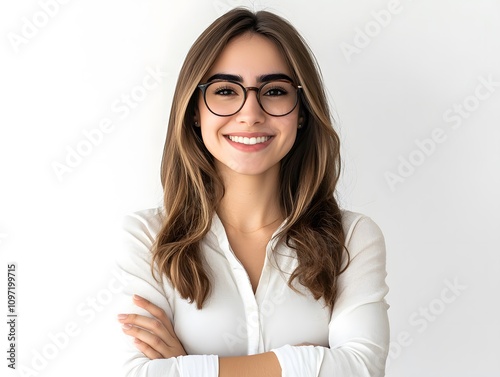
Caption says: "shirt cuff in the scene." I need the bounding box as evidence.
[177,354,219,377]
[271,344,324,377]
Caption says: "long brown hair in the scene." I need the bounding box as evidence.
[152,8,349,310]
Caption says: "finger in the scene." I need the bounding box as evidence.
[132,295,169,321]
[132,295,177,335]
[133,337,163,360]
[122,323,170,358]
[294,342,319,346]
[118,313,171,342]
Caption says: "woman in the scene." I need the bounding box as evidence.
[116,7,389,377]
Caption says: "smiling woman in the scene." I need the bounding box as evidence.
[115,7,389,377]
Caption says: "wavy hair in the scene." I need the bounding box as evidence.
[152,8,349,310]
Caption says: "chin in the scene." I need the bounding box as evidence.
[223,161,277,176]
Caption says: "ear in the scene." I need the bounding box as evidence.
[193,107,200,123]
[298,111,308,127]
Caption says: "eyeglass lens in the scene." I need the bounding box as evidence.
[204,81,298,116]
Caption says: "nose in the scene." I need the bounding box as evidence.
[236,87,265,125]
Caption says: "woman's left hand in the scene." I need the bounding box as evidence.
[118,294,187,360]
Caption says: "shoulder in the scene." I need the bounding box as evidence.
[122,206,165,245]
[119,207,165,265]
[340,210,386,260]
[342,210,384,250]
[116,207,165,281]
[334,210,389,314]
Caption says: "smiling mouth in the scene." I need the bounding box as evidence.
[226,135,272,145]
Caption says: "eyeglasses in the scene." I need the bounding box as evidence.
[197,80,302,117]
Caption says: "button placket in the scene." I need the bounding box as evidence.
[211,214,290,355]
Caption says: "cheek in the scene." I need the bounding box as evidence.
[199,116,227,159]
[283,129,298,153]
[199,115,224,140]
[281,117,299,144]
[198,100,221,130]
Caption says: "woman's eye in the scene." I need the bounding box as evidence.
[214,87,237,96]
[264,87,288,96]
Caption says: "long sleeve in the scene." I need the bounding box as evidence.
[115,210,219,377]
[271,215,390,377]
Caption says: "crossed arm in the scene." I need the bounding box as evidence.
[118,295,282,377]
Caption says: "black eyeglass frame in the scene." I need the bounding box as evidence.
[197,80,303,117]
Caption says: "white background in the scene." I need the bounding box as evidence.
[1,0,499,376]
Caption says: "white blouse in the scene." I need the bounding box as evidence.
[115,207,389,377]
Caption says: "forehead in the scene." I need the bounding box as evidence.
[206,33,292,82]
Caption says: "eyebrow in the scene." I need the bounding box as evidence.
[205,73,295,83]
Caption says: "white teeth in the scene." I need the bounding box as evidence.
[227,135,271,145]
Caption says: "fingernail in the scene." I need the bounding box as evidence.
[122,323,132,330]
[117,314,127,320]
[133,294,142,301]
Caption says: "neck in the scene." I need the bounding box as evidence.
[216,164,283,233]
